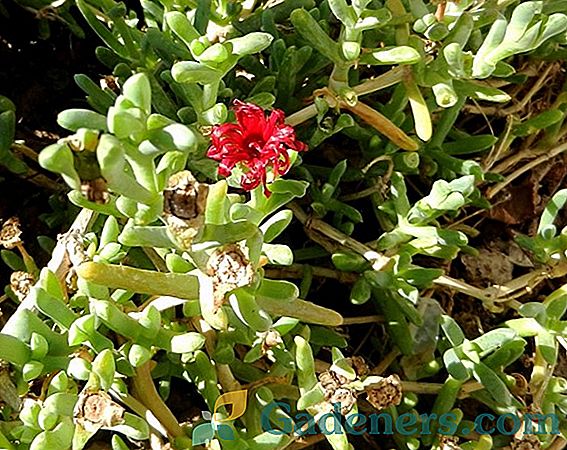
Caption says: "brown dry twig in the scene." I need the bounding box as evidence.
[265,263,358,284]
[463,63,558,117]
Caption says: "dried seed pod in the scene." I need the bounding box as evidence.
[81,178,109,204]
[318,370,356,415]
[318,370,348,393]
[163,171,208,249]
[74,391,125,433]
[57,229,89,291]
[328,387,357,415]
[207,244,254,307]
[350,356,370,378]
[365,374,403,411]
[59,229,89,268]
[510,435,541,450]
[10,271,35,302]
[100,75,120,94]
[164,171,208,220]
[437,435,462,450]
[0,217,22,250]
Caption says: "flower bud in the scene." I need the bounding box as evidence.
[341,41,361,61]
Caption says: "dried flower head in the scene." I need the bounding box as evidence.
[10,271,35,302]
[328,388,357,415]
[350,356,370,378]
[55,229,89,291]
[319,369,348,392]
[438,435,462,450]
[318,369,356,415]
[365,374,403,411]
[81,179,109,204]
[164,171,208,220]
[207,244,255,307]
[0,217,22,250]
[510,435,541,450]
[58,229,89,268]
[75,391,125,433]
[164,171,209,249]
[207,100,307,195]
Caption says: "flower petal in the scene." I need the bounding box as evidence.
[207,101,307,194]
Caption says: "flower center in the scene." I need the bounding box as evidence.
[243,134,264,154]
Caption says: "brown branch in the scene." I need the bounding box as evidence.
[342,315,384,325]
[265,263,359,284]
[287,202,392,272]
[463,63,557,117]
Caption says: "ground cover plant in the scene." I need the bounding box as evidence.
[1,0,567,449]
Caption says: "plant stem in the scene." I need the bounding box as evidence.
[131,362,185,438]
[286,104,318,127]
[328,62,352,92]
[9,143,62,191]
[288,434,326,450]
[530,344,553,409]
[401,380,484,396]
[342,315,384,325]
[353,66,408,96]
[486,141,567,199]
[341,100,418,150]
[11,142,38,161]
[288,201,392,271]
[1,209,95,334]
[287,202,530,311]
[265,263,358,283]
[112,373,175,438]
[464,63,557,117]
[286,66,407,127]
[193,317,242,392]
[340,182,386,202]
[370,349,400,375]
[548,437,567,450]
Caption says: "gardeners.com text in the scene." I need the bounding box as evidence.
[260,403,560,437]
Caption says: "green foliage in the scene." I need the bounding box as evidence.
[2,0,567,449]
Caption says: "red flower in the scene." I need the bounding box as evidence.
[207,100,307,195]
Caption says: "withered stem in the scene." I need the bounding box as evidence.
[341,100,418,151]
[342,315,384,325]
[370,349,400,376]
[288,434,327,450]
[286,67,407,127]
[287,202,550,311]
[265,263,358,284]
[548,437,567,450]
